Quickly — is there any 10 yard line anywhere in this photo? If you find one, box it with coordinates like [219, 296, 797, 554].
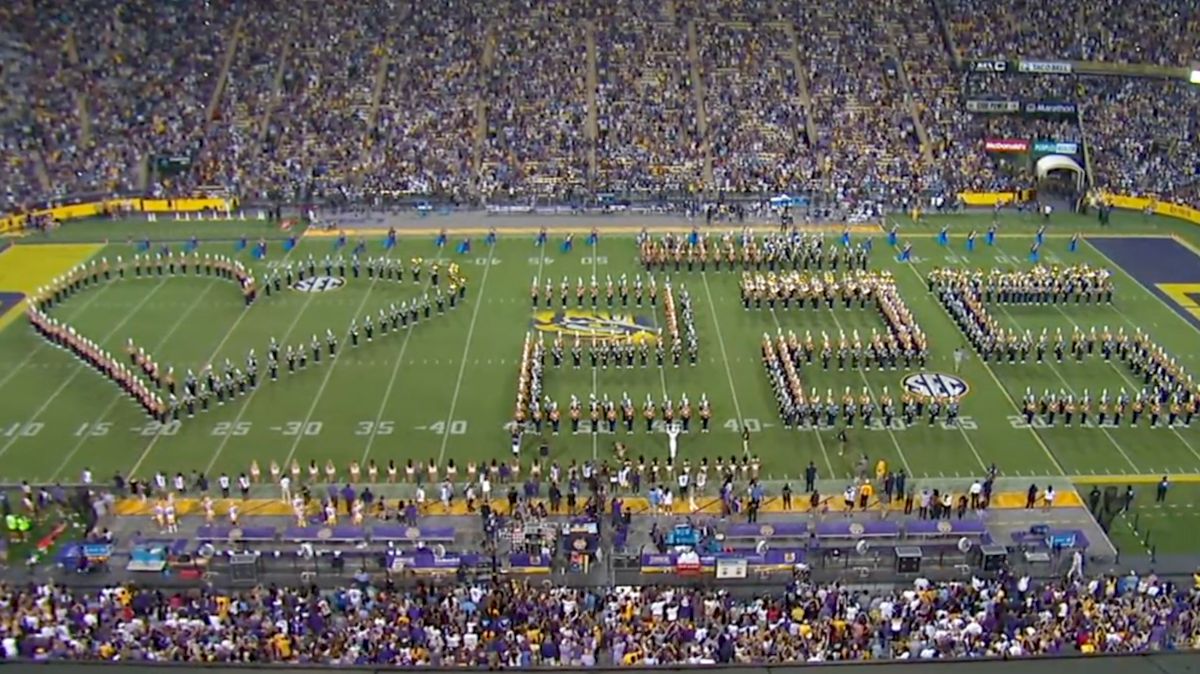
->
[435, 247, 495, 467]
[49, 279, 222, 481]
[0, 276, 173, 464]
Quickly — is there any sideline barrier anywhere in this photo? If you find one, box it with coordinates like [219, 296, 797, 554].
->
[1100, 193, 1200, 226]
[0, 197, 235, 234]
[959, 191, 1029, 207]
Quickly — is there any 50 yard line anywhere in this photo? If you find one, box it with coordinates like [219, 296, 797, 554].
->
[435, 246, 495, 467]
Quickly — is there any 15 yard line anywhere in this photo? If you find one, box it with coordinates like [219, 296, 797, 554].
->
[435, 247, 495, 467]
[0, 276, 172, 464]
[49, 279, 222, 481]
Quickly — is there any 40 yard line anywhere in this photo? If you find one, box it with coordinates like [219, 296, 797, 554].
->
[435, 246, 495, 467]
[0, 276, 173, 463]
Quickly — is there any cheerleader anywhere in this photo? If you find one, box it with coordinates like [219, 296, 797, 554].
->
[352, 499, 365, 526]
[367, 460, 379, 483]
[324, 460, 337, 483]
[202, 495, 215, 524]
[324, 500, 337, 527]
[348, 461, 361, 484]
[228, 503, 240, 527]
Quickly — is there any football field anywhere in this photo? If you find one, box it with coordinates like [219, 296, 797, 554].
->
[0, 210, 1199, 498]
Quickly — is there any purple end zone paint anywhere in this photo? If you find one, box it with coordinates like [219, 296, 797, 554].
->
[0, 241, 10, 255]
[1088, 236, 1200, 331]
[0, 291, 25, 320]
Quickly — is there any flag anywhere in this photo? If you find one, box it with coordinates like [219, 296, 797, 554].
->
[137, 238, 151, 252]
[1029, 241, 1040, 263]
[384, 233, 397, 250]
[986, 225, 996, 246]
[898, 242, 912, 262]
[561, 234, 574, 253]
[354, 239, 367, 256]
[485, 228, 497, 246]
[587, 228, 599, 246]
[335, 232, 347, 250]
[966, 231, 976, 253]
[184, 236, 199, 253]
[841, 228, 850, 247]
[535, 228, 547, 247]
[1068, 233, 1079, 253]
[435, 229, 448, 248]
[937, 226, 949, 247]
[887, 224, 898, 247]
[235, 236, 248, 252]
[283, 236, 297, 252]
[456, 238, 471, 255]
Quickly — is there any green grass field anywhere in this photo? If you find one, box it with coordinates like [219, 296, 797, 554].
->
[1, 209, 1199, 506]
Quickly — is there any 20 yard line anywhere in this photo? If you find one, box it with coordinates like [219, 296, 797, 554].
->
[131, 243, 311, 477]
[891, 223, 1067, 476]
[435, 246, 495, 467]
[49, 279, 222, 481]
[0, 276, 172, 463]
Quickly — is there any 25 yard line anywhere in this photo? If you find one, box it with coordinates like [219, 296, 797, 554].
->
[435, 247, 495, 467]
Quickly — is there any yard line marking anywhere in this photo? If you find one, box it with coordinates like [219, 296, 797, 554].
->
[699, 271, 744, 425]
[982, 262, 1141, 473]
[890, 228, 1067, 476]
[809, 306, 916, 476]
[591, 250, 606, 462]
[284, 272, 387, 470]
[0, 274, 116, 394]
[359, 314, 422, 466]
[0, 276, 173, 464]
[997, 240, 1200, 465]
[49, 279, 222, 481]
[766, 309, 835, 480]
[132, 243, 311, 478]
[436, 247, 495, 467]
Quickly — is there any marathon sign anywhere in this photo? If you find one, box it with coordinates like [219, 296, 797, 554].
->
[1022, 101, 1078, 115]
[966, 59, 1011, 73]
[1033, 140, 1080, 155]
[1018, 60, 1073, 74]
[966, 99, 1020, 114]
[984, 138, 1030, 153]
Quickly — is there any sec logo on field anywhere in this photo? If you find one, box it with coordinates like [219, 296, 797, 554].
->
[292, 276, 345, 293]
[902, 372, 969, 398]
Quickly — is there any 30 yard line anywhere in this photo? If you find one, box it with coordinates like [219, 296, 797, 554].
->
[699, 272, 745, 426]
[890, 223, 1067, 476]
[435, 246, 495, 467]
[130, 242, 310, 477]
[49, 279, 222, 481]
[282, 269, 387, 470]
[818, 306, 918, 476]
[766, 309, 836, 480]
[0, 276, 172, 464]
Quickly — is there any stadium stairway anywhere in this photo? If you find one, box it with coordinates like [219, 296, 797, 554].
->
[686, 20, 715, 190]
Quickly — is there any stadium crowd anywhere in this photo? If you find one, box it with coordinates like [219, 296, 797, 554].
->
[1, 572, 1197, 663]
[1, 0, 1198, 211]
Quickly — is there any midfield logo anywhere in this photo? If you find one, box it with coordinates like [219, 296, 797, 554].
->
[292, 276, 345, 293]
[531, 309, 657, 344]
[902, 372, 970, 398]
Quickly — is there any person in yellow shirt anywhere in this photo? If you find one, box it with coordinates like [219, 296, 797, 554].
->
[875, 459, 887, 482]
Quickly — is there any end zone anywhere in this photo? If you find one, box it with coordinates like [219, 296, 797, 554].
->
[0, 243, 103, 331]
[1087, 236, 1200, 331]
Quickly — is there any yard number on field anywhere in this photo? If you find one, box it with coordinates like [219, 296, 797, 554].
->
[354, 421, 395, 436]
[420, 420, 467, 435]
[3, 422, 43, 437]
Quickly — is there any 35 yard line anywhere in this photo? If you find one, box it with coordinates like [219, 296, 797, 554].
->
[49, 279, 222, 481]
[699, 271, 745, 425]
[435, 246, 495, 468]
[281, 268, 387, 471]
[0, 276, 172, 464]
[129, 242, 309, 478]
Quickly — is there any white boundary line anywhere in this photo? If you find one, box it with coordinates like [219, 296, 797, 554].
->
[435, 246, 495, 467]
[49, 278, 222, 481]
[0, 269, 115, 393]
[0, 276, 172, 463]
